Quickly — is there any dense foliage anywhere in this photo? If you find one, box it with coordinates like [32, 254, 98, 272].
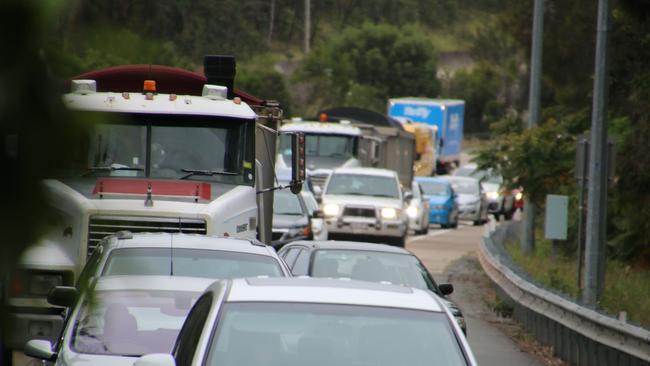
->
[472, 0, 650, 265]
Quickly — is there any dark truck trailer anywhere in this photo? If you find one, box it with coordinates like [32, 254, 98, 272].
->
[318, 107, 416, 188]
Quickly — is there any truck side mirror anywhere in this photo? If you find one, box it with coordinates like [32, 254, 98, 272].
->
[47, 286, 78, 308]
[438, 283, 454, 295]
[289, 132, 306, 194]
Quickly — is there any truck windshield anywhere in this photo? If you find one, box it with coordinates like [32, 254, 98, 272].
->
[58, 112, 255, 186]
[280, 134, 356, 159]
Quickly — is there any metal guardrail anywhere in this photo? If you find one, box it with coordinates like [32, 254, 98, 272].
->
[479, 220, 650, 366]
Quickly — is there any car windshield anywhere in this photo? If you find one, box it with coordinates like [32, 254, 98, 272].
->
[326, 173, 400, 198]
[273, 190, 306, 216]
[418, 181, 448, 196]
[280, 133, 356, 159]
[206, 302, 467, 366]
[71, 289, 200, 356]
[102, 248, 284, 278]
[55, 112, 254, 185]
[449, 180, 478, 194]
[311, 250, 436, 291]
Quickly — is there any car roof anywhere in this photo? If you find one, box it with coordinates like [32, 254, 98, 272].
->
[332, 167, 397, 177]
[415, 176, 451, 185]
[221, 277, 443, 312]
[94, 275, 215, 292]
[288, 240, 412, 255]
[104, 233, 273, 256]
[442, 175, 479, 184]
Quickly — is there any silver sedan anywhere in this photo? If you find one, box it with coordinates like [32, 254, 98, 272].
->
[133, 277, 478, 366]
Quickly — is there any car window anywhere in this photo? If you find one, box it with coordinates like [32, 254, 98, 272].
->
[102, 248, 284, 278]
[274, 190, 306, 215]
[449, 180, 478, 194]
[281, 247, 301, 269]
[326, 173, 400, 198]
[417, 181, 448, 196]
[207, 303, 468, 366]
[174, 293, 213, 366]
[310, 250, 437, 292]
[72, 289, 201, 356]
[292, 248, 312, 275]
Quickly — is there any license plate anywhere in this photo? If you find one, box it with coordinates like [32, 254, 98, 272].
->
[351, 222, 368, 230]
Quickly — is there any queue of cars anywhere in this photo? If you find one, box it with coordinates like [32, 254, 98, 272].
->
[24, 233, 477, 366]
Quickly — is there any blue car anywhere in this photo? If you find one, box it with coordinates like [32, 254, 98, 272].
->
[415, 177, 459, 229]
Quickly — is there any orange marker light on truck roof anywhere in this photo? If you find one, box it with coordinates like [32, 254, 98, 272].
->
[143, 80, 157, 93]
[319, 113, 328, 122]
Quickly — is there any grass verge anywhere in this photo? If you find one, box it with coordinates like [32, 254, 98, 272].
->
[504, 238, 650, 328]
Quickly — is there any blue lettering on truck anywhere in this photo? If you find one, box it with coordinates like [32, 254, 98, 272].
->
[388, 99, 464, 162]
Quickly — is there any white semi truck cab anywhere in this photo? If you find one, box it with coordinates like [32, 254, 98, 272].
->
[3, 56, 304, 358]
[276, 121, 362, 194]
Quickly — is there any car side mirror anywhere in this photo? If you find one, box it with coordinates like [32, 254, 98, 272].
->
[403, 192, 414, 202]
[24, 340, 56, 361]
[312, 210, 324, 219]
[438, 283, 454, 296]
[47, 286, 78, 308]
[134, 354, 176, 366]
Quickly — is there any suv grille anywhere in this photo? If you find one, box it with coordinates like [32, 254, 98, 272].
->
[87, 216, 207, 255]
[343, 207, 377, 218]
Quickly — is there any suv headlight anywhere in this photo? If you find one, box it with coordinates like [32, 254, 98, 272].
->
[323, 203, 340, 216]
[406, 206, 418, 218]
[380, 208, 398, 219]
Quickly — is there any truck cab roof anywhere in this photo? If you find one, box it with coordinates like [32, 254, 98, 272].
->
[280, 121, 361, 136]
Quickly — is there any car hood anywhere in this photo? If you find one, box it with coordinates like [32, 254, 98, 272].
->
[323, 195, 403, 209]
[425, 195, 451, 205]
[59, 350, 138, 366]
[273, 214, 309, 229]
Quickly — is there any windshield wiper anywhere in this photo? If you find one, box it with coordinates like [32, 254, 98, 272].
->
[370, 194, 398, 198]
[334, 192, 367, 196]
[275, 212, 304, 216]
[180, 169, 238, 180]
[83, 166, 143, 176]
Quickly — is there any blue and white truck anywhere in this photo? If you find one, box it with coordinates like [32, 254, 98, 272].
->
[388, 98, 464, 174]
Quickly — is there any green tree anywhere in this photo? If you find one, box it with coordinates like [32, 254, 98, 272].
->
[299, 22, 440, 113]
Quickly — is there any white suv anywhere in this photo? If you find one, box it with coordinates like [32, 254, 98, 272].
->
[320, 167, 408, 246]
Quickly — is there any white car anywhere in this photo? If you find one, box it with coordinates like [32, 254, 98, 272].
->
[406, 180, 430, 234]
[24, 276, 215, 366]
[134, 277, 478, 366]
[320, 167, 409, 246]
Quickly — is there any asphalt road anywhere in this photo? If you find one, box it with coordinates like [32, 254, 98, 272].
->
[407, 223, 545, 366]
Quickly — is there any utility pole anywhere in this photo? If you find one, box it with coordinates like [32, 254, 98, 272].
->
[267, 0, 275, 47]
[583, 0, 612, 307]
[522, 0, 544, 255]
[304, 0, 311, 53]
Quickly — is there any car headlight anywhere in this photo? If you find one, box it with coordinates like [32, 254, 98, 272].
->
[486, 191, 499, 200]
[323, 203, 340, 216]
[406, 206, 419, 218]
[380, 207, 398, 219]
[515, 192, 523, 201]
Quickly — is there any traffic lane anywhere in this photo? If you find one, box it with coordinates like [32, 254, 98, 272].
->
[407, 224, 545, 366]
[407, 223, 479, 273]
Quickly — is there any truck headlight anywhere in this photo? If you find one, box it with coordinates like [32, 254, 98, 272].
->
[380, 208, 398, 220]
[323, 203, 340, 216]
[406, 206, 419, 218]
[486, 191, 499, 200]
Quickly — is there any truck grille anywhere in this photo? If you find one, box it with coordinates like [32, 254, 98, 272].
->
[87, 216, 207, 255]
[309, 173, 329, 191]
[342, 206, 377, 218]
